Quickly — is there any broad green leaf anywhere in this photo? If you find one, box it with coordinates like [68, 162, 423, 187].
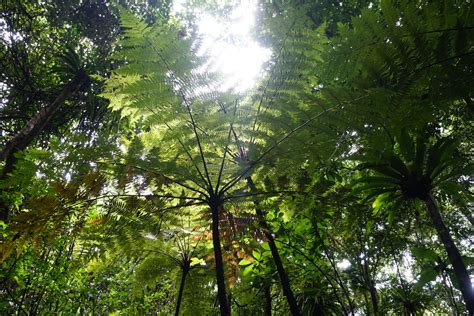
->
[372, 192, 392, 215]
[412, 246, 439, 263]
[261, 243, 270, 251]
[389, 154, 409, 176]
[372, 165, 402, 178]
[417, 267, 438, 286]
[462, 256, 474, 266]
[397, 129, 415, 161]
[243, 265, 254, 276]
[252, 250, 261, 261]
[239, 259, 253, 266]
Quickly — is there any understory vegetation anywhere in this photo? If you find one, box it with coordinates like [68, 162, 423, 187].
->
[0, 0, 473, 315]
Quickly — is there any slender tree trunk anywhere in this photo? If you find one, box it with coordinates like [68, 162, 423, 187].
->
[210, 197, 230, 315]
[0, 68, 89, 221]
[325, 249, 355, 315]
[316, 229, 355, 315]
[362, 258, 378, 316]
[0, 68, 88, 169]
[264, 281, 272, 316]
[175, 265, 189, 316]
[368, 281, 378, 316]
[246, 177, 301, 316]
[362, 291, 371, 316]
[424, 194, 474, 314]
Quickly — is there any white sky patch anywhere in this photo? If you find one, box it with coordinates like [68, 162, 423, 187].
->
[337, 259, 351, 270]
[174, 1, 271, 92]
[0, 18, 24, 45]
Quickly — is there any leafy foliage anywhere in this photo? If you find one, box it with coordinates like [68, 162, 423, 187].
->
[0, 0, 473, 315]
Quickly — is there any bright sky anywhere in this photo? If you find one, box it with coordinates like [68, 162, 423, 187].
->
[173, 1, 271, 92]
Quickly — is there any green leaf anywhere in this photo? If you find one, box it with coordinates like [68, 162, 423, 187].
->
[356, 176, 400, 186]
[372, 165, 402, 178]
[389, 154, 409, 176]
[243, 265, 254, 276]
[372, 192, 392, 215]
[414, 137, 427, 172]
[417, 267, 438, 286]
[387, 209, 396, 225]
[462, 256, 474, 266]
[239, 259, 253, 266]
[252, 251, 261, 261]
[438, 182, 464, 198]
[190, 257, 204, 267]
[397, 129, 415, 161]
[412, 246, 439, 263]
[362, 187, 398, 203]
[425, 138, 447, 175]
[261, 243, 270, 251]
[365, 220, 374, 235]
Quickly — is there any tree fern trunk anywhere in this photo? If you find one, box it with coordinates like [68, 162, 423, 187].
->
[264, 281, 272, 316]
[424, 193, 474, 314]
[246, 177, 301, 316]
[368, 281, 378, 316]
[210, 199, 230, 315]
[175, 265, 189, 316]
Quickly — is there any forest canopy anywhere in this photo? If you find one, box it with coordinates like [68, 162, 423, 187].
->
[0, 0, 473, 315]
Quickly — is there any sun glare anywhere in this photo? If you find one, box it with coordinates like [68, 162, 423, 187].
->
[174, 1, 271, 92]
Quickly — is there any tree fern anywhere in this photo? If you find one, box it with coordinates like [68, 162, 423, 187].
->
[322, 0, 473, 130]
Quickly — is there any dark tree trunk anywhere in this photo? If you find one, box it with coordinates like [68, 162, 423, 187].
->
[175, 265, 189, 316]
[362, 258, 378, 316]
[0, 68, 89, 221]
[246, 177, 301, 316]
[424, 194, 474, 314]
[264, 281, 272, 316]
[362, 292, 371, 316]
[368, 282, 378, 316]
[0, 68, 89, 168]
[210, 197, 230, 315]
